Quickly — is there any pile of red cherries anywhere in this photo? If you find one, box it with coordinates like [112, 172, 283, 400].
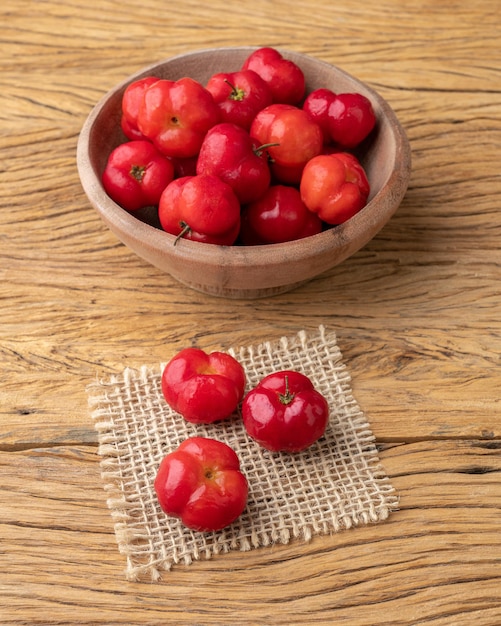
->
[102, 47, 376, 246]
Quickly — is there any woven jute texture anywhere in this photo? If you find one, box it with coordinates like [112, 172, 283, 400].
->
[87, 326, 398, 581]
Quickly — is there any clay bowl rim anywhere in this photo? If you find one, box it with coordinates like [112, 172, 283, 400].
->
[77, 47, 411, 276]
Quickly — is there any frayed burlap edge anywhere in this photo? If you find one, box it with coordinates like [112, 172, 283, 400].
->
[87, 325, 398, 581]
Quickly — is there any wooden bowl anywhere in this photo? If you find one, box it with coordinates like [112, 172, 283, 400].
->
[77, 48, 411, 299]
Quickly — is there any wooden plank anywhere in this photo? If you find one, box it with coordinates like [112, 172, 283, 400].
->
[1, 90, 499, 445]
[1, 441, 499, 624]
[1, 0, 500, 623]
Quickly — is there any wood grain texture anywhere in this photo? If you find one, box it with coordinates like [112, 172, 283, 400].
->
[1, 0, 500, 623]
[1, 441, 500, 624]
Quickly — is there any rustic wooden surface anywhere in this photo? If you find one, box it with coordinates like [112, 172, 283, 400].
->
[1, 0, 500, 624]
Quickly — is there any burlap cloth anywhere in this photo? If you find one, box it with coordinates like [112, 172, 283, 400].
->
[87, 325, 398, 581]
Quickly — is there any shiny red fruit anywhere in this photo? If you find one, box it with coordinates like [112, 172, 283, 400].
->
[196, 123, 272, 204]
[300, 152, 370, 225]
[327, 92, 376, 148]
[240, 185, 323, 245]
[137, 77, 220, 158]
[302, 87, 337, 144]
[161, 347, 246, 423]
[242, 47, 305, 105]
[102, 140, 174, 212]
[250, 104, 323, 185]
[120, 76, 159, 140]
[154, 437, 248, 532]
[242, 370, 329, 452]
[206, 69, 273, 130]
[158, 174, 241, 246]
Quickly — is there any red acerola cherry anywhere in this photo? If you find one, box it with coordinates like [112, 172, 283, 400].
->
[242, 47, 305, 105]
[240, 185, 323, 245]
[250, 104, 323, 185]
[206, 69, 273, 130]
[327, 92, 377, 149]
[196, 123, 272, 205]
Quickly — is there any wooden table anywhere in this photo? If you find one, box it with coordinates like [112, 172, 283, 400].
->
[2, 0, 500, 623]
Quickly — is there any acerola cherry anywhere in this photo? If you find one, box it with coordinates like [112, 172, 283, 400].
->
[250, 104, 323, 185]
[302, 88, 337, 144]
[242, 370, 329, 453]
[300, 152, 370, 225]
[102, 140, 174, 212]
[327, 92, 376, 148]
[158, 174, 241, 245]
[161, 347, 246, 424]
[196, 123, 272, 205]
[137, 77, 221, 158]
[154, 437, 248, 532]
[240, 185, 323, 245]
[242, 47, 305, 105]
[120, 76, 159, 141]
[206, 69, 273, 131]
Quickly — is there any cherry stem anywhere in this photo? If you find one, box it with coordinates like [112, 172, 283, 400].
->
[223, 78, 245, 101]
[130, 164, 146, 182]
[174, 221, 191, 246]
[278, 375, 295, 405]
[254, 142, 280, 160]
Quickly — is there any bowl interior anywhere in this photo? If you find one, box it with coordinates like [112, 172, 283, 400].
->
[78, 48, 411, 298]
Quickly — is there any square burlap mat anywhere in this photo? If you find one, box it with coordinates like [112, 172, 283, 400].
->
[87, 325, 398, 581]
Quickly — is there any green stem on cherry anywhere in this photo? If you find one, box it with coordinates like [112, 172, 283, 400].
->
[224, 78, 246, 101]
[278, 375, 295, 405]
[254, 142, 280, 163]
